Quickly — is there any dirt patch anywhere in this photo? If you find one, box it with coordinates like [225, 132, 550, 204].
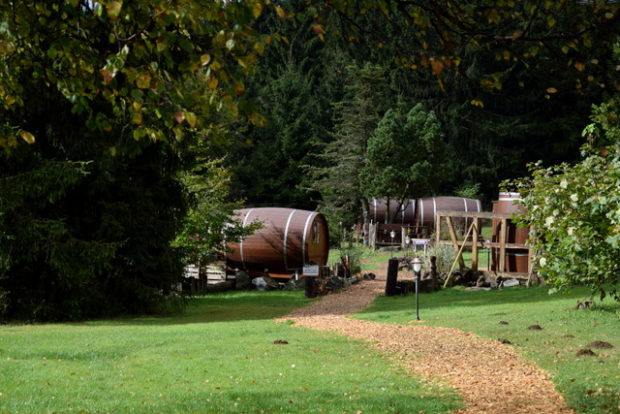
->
[528, 324, 543, 330]
[587, 341, 613, 349]
[576, 348, 597, 356]
[278, 280, 573, 414]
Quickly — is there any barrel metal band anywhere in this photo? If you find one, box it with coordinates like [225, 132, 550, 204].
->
[240, 209, 254, 270]
[463, 198, 469, 229]
[302, 212, 318, 268]
[373, 199, 377, 223]
[420, 199, 425, 226]
[283, 209, 297, 271]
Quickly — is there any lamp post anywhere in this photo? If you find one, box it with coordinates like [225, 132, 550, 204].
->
[412, 257, 423, 321]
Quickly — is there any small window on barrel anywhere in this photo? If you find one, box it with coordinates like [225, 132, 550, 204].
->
[312, 221, 320, 244]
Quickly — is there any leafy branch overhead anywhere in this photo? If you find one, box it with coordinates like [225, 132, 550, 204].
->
[306, 0, 619, 96]
[0, 0, 277, 150]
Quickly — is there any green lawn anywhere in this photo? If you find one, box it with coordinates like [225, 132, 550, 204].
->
[0, 291, 460, 413]
[354, 286, 620, 414]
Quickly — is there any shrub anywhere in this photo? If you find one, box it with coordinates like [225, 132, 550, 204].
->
[511, 99, 620, 301]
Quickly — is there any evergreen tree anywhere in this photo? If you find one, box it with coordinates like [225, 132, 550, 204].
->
[309, 62, 391, 238]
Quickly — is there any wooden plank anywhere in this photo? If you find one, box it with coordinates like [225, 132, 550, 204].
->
[496, 272, 529, 279]
[446, 217, 466, 268]
[435, 210, 517, 219]
[471, 217, 479, 271]
[436, 240, 527, 249]
[499, 218, 507, 273]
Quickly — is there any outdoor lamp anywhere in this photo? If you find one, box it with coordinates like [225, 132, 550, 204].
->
[412, 257, 423, 320]
[412, 257, 423, 273]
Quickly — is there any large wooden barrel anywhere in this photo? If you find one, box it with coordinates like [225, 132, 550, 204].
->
[415, 196, 482, 233]
[370, 198, 416, 224]
[491, 192, 529, 273]
[227, 208, 329, 277]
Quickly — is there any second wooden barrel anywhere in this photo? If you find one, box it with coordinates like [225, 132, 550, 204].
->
[227, 208, 329, 277]
[370, 198, 416, 224]
[491, 192, 529, 272]
[415, 196, 482, 233]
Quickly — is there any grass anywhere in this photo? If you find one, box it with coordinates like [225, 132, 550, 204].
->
[0, 291, 461, 413]
[354, 286, 620, 414]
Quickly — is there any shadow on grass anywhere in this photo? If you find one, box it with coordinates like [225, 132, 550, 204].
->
[83, 290, 313, 327]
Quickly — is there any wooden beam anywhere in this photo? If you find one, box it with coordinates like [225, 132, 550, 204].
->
[443, 221, 475, 288]
[446, 217, 466, 269]
[435, 210, 516, 219]
[499, 218, 507, 273]
[471, 218, 479, 271]
[436, 240, 527, 249]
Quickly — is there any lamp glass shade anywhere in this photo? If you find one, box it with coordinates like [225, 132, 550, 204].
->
[412, 258, 423, 273]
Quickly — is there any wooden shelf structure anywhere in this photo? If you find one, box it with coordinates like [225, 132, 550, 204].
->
[435, 210, 535, 282]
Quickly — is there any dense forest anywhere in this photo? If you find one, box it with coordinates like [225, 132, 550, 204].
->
[1, 0, 618, 319]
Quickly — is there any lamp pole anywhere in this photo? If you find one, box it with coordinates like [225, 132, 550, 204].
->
[412, 257, 423, 321]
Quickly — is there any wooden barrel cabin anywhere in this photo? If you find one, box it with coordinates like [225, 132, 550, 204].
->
[370, 198, 416, 225]
[226, 208, 329, 278]
[416, 196, 482, 234]
[491, 192, 529, 273]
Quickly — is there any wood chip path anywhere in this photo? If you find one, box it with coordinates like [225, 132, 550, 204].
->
[277, 280, 573, 414]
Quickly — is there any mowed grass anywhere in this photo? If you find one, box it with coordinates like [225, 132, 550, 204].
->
[354, 286, 620, 414]
[0, 291, 461, 413]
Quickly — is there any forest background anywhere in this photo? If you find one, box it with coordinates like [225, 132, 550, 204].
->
[0, 0, 618, 320]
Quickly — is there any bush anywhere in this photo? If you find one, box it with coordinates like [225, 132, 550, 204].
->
[511, 99, 620, 301]
[423, 243, 457, 274]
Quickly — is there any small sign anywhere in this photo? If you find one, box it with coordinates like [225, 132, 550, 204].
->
[303, 264, 319, 276]
[184, 264, 200, 279]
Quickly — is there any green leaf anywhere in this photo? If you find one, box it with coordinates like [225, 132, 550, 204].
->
[106, 1, 123, 19]
[19, 130, 36, 144]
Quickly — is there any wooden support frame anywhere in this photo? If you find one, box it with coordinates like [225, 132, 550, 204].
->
[435, 210, 533, 280]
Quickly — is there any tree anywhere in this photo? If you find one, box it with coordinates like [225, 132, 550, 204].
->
[360, 103, 448, 222]
[231, 1, 345, 209]
[513, 97, 620, 301]
[304, 0, 618, 201]
[308, 62, 391, 239]
[0, 0, 272, 320]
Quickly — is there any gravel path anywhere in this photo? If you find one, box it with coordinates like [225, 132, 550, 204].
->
[277, 280, 573, 414]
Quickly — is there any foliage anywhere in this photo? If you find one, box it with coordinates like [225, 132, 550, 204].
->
[232, 1, 344, 208]
[360, 103, 448, 219]
[423, 243, 457, 275]
[512, 97, 620, 301]
[301, 0, 617, 203]
[308, 62, 390, 239]
[0, 1, 272, 319]
[173, 159, 261, 267]
[454, 182, 482, 200]
[309, 0, 619, 96]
